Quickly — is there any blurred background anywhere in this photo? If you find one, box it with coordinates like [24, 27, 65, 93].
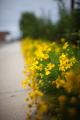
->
[0, 0, 80, 43]
[0, 0, 70, 42]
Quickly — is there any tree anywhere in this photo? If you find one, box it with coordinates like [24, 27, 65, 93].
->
[71, 0, 74, 12]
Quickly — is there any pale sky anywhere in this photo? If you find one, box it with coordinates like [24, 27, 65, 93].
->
[0, 0, 70, 38]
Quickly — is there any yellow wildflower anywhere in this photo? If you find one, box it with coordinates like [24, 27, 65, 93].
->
[29, 89, 43, 100]
[59, 53, 75, 71]
[29, 93, 35, 99]
[22, 79, 29, 89]
[37, 64, 43, 71]
[47, 47, 51, 52]
[63, 42, 69, 49]
[55, 76, 65, 88]
[40, 73, 43, 78]
[65, 70, 76, 81]
[47, 63, 55, 70]
[43, 54, 49, 60]
[35, 90, 43, 97]
[45, 69, 50, 75]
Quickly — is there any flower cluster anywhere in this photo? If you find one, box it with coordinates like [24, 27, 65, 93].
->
[59, 53, 76, 72]
[21, 37, 79, 119]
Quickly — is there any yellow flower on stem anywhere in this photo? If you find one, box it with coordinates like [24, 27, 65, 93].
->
[22, 79, 29, 89]
[59, 53, 75, 72]
[47, 63, 55, 70]
[35, 90, 43, 97]
[45, 68, 50, 75]
[40, 73, 44, 78]
[37, 64, 43, 71]
[63, 42, 69, 49]
[55, 76, 65, 88]
[43, 54, 49, 60]
[29, 90, 43, 99]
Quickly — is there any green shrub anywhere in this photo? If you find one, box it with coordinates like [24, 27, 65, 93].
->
[20, 12, 56, 40]
[19, 1, 80, 43]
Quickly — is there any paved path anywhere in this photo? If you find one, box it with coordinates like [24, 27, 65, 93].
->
[0, 42, 27, 120]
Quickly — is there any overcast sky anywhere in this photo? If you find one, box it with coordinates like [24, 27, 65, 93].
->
[0, 0, 70, 38]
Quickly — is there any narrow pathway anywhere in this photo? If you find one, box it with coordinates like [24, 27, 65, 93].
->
[0, 41, 27, 120]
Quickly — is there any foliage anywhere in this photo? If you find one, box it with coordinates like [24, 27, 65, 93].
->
[19, 1, 80, 43]
[57, 9, 80, 43]
[54, 0, 80, 43]
[20, 12, 56, 40]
